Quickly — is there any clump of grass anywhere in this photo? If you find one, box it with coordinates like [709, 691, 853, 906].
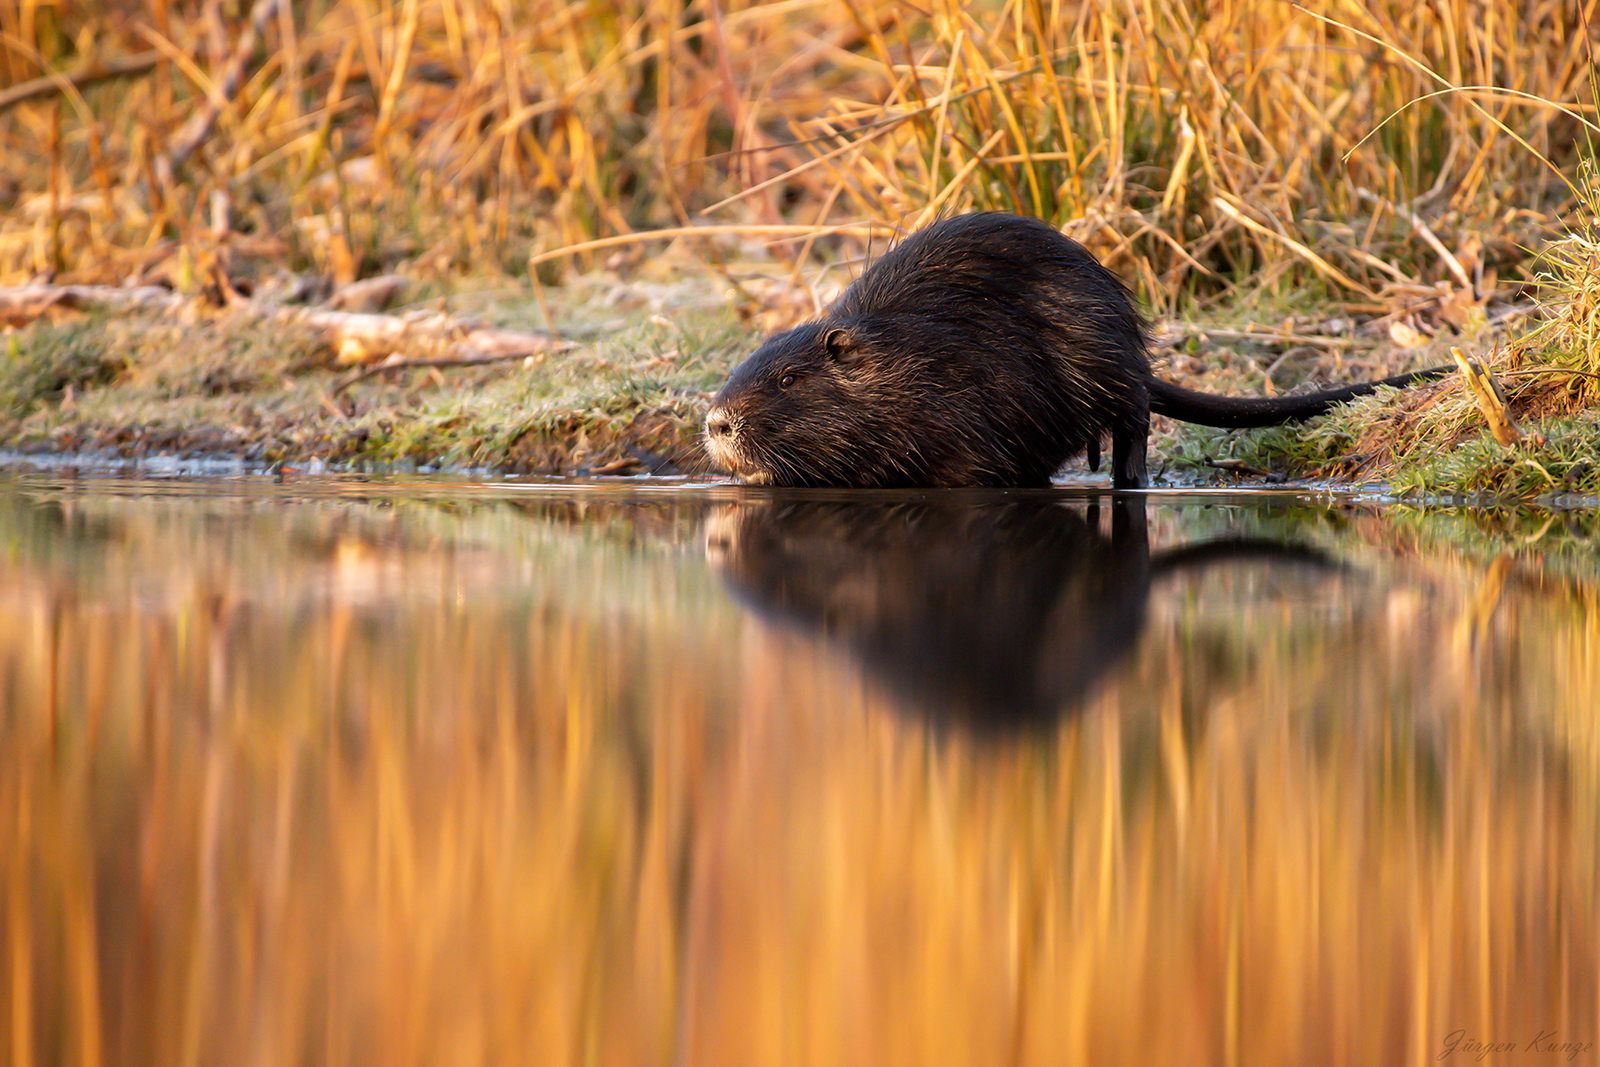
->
[1525, 159, 1600, 406]
[1390, 411, 1600, 501]
[0, 317, 125, 418]
[1373, 151, 1600, 498]
[129, 313, 328, 399]
[1159, 405, 1365, 485]
[1165, 363, 1600, 500]
[1152, 38, 1600, 495]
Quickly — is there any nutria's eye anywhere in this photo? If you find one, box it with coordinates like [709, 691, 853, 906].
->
[778, 373, 796, 389]
[824, 329, 851, 357]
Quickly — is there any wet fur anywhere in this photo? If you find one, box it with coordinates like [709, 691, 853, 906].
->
[704, 212, 1442, 489]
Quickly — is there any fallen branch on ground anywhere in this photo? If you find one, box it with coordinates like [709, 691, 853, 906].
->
[1204, 456, 1286, 481]
[0, 52, 165, 115]
[0, 283, 574, 387]
[0, 284, 185, 323]
[330, 344, 576, 396]
[1164, 324, 1358, 350]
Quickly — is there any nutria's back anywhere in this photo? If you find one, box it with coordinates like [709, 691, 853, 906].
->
[702, 212, 1152, 488]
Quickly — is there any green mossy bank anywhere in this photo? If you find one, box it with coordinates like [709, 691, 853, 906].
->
[0, 302, 744, 477]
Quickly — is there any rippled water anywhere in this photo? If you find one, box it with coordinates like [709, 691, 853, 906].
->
[2, 472, 1597, 1066]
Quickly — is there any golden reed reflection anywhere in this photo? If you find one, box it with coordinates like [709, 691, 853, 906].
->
[1, 480, 1596, 1066]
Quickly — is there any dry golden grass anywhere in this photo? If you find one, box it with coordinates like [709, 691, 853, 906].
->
[1527, 159, 1600, 401]
[0, 0, 1594, 311]
[789, 0, 1598, 313]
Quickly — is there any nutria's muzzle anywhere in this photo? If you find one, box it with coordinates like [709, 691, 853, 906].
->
[702, 405, 750, 480]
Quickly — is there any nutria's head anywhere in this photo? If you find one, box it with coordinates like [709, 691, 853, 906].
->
[702, 319, 897, 487]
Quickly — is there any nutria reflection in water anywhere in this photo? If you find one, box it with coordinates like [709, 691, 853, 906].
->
[705, 497, 1340, 731]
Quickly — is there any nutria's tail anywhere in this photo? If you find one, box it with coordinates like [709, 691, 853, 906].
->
[1147, 367, 1452, 429]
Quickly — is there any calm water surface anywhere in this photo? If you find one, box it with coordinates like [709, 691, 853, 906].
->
[2, 472, 1597, 1066]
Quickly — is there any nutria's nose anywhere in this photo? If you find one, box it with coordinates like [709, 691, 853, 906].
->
[706, 411, 733, 438]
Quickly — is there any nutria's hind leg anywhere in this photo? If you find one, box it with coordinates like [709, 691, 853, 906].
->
[1111, 427, 1148, 489]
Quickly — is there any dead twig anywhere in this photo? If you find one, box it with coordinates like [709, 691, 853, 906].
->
[157, 0, 282, 182]
[293, 305, 575, 377]
[0, 283, 575, 396]
[316, 387, 353, 421]
[1164, 324, 1359, 350]
[330, 346, 575, 396]
[1356, 188, 1474, 293]
[1498, 366, 1600, 384]
[527, 222, 882, 270]
[1204, 457, 1286, 481]
[0, 284, 184, 323]
[1212, 196, 1375, 299]
[588, 455, 643, 474]
[1307, 453, 1372, 478]
[0, 52, 165, 115]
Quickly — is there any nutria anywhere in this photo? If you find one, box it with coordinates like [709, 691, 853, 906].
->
[703, 211, 1446, 489]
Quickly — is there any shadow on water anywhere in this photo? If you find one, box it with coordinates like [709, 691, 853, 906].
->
[706, 496, 1342, 732]
[1, 473, 1598, 1067]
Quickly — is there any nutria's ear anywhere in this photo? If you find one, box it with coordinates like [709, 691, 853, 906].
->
[823, 328, 854, 359]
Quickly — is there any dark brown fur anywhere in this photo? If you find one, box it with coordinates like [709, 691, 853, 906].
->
[703, 212, 1443, 489]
